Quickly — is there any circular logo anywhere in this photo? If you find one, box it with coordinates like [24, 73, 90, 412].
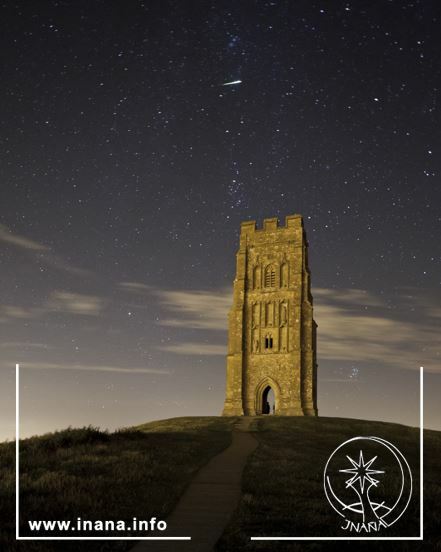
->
[323, 436, 412, 533]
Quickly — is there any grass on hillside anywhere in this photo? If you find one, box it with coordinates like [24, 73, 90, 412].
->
[216, 416, 441, 552]
[2, 415, 439, 552]
[0, 416, 236, 552]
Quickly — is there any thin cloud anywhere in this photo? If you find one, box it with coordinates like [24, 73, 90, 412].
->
[40, 253, 93, 277]
[419, 306, 441, 320]
[48, 291, 104, 316]
[153, 285, 440, 371]
[0, 342, 53, 350]
[314, 287, 383, 308]
[0, 291, 105, 323]
[119, 281, 153, 293]
[0, 223, 93, 277]
[159, 342, 226, 356]
[14, 362, 169, 375]
[314, 292, 440, 371]
[0, 305, 42, 323]
[0, 224, 49, 251]
[155, 288, 231, 330]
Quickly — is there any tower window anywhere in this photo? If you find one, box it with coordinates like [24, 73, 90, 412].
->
[265, 336, 273, 349]
[264, 265, 276, 287]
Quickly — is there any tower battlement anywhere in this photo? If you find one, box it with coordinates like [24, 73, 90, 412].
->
[240, 214, 303, 234]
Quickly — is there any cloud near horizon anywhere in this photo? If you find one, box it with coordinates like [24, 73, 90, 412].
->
[119, 281, 153, 294]
[155, 288, 232, 330]
[0, 224, 49, 251]
[151, 285, 440, 371]
[47, 291, 104, 316]
[7, 361, 169, 375]
[0, 224, 93, 277]
[0, 291, 105, 323]
[158, 342, 226, 356]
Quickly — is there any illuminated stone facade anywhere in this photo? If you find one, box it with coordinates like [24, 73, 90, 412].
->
[222, 214, 318, 416]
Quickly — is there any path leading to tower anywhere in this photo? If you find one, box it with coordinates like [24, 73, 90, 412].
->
[131, 417, 258, 552]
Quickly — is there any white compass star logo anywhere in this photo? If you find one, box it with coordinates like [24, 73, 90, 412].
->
[339, 450, 385, 493]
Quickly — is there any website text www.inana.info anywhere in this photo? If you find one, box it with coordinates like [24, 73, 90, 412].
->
[27, 517, 167, 533]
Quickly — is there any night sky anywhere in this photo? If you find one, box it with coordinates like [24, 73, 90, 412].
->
[1, 1, 440, 441]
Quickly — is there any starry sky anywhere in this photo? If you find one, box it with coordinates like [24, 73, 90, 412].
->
[1, 0, 440, 441]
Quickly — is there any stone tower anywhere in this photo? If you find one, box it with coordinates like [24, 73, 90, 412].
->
[222, 214, 318, 416]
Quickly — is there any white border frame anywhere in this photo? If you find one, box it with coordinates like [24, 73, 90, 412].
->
[15, 363, 191, 541]
[250, 366, 424, 542]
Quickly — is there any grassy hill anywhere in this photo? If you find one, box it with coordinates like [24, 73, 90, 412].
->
[1, 416, 439, 551]
[218, 416, 440, 551]
[1, 417, 236, 551]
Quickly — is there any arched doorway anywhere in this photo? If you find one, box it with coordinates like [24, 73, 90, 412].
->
[262, 386, 275, 415]
[255, 377, 281, 415]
